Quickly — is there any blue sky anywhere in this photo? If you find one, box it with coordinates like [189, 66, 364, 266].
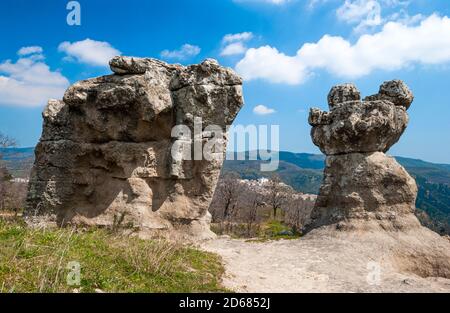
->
[1, 0, 450, 163]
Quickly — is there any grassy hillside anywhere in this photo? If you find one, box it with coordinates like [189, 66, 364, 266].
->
[0, 219, 226, 293]
[223, 151, 450, 235]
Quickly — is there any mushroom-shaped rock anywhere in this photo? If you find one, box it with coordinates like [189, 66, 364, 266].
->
[306, 80, 450, 281]
[307, 80, 418, 231]
[310, 81, 411, 155]
[311, 101, 409, 155]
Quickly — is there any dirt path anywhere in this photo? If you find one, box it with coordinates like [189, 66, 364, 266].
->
[201, 235, 450, 293]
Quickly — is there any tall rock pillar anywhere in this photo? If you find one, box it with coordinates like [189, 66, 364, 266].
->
[307, 81, 420, 231]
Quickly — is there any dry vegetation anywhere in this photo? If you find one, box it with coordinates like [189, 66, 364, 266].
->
[0, 133, 27, 216]
[0, 219, 227, 293]
[209, 173, 315, 239]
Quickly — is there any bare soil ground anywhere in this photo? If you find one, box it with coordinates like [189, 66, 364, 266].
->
[202, 227, 450, 293]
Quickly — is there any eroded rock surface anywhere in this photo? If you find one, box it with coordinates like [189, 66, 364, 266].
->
[306, 80, 450, 280]
[308, 81, 416, 230]
[26, 57, 244, 240]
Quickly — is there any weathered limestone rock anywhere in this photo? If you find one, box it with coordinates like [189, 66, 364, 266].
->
[26, 56, 244, 240]
[306, 81, 450, 280]
[310, 83, 410, 155]
[327, 83, 361, 109]
[307, 81, 418, 231]
[365, 80, 414, 109]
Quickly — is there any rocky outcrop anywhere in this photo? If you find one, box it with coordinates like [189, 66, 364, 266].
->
[306, 80, 450, 279]
[307, 80, 418, 231]
[26, 57, 244, 240]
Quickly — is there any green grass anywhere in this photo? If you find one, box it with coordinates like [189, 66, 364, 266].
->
[257, 220, 300, 241]
[0, 219, 227, 293]
[212, 220, 300, 242]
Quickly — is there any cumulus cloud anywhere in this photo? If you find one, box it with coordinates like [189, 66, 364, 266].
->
[336, 0, 412, 33]
[337, 0, 382, 33]
[236, 46, 307, 84]
[17, 46, 43, 56]
[221, 42, 248, 56]
[160, 44, 201, 60]
[221, 32, 254, 56]
[0, 48, 69, 107]
[223, 32, 254, 43]
[253, 104, 276, 115]
[58, 38, 121, 67]
[236, 14, 450, 84]
[337, 0, 380, 23]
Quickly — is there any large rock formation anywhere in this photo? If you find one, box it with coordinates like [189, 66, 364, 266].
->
[306, 81, 450, 280]
[26, 56, 244, 240]
[308, 80, 418, 231]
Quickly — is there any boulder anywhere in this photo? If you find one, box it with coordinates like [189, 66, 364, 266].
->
[307, 80, 421, 231]
[310, 100, 409, 155]
[26, 57, 244, 240]
[306, 80, 450, 280]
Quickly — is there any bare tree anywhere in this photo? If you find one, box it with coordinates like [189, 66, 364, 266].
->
[0, 132, 15, 182]
[0, 167, 10, 210]
[0, 132, 17, 151]
[266, 174, 288, 220]
[243, 193, 264, 237]
[285, 195, 315, 234]
[210, 172, 242, 232]
[0, 133, 25, 214]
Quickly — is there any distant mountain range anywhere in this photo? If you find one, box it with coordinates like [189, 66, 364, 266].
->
[1, 147, 449, 235]
[223, 151, 450, 235]
[0, 147, 35, 178]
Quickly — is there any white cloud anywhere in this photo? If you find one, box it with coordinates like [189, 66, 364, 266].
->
[336, 0, 413, 33]
[337, 0, 379, 23]
[221, 42, 248, 56]
[17, 46, 43, 56]
[236, 14, 450, 84]
[236, 46, 307, 84]
[58, 39, 121, 66]
[160, 44, 201, 60]
[223, 32, 254, 44]
[253, 104, 276, 115]
[387, 11, 423, 26]
[221, 32, 254, 56]
[0, 48, 69, 107]
[337, 0, 382, 33]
